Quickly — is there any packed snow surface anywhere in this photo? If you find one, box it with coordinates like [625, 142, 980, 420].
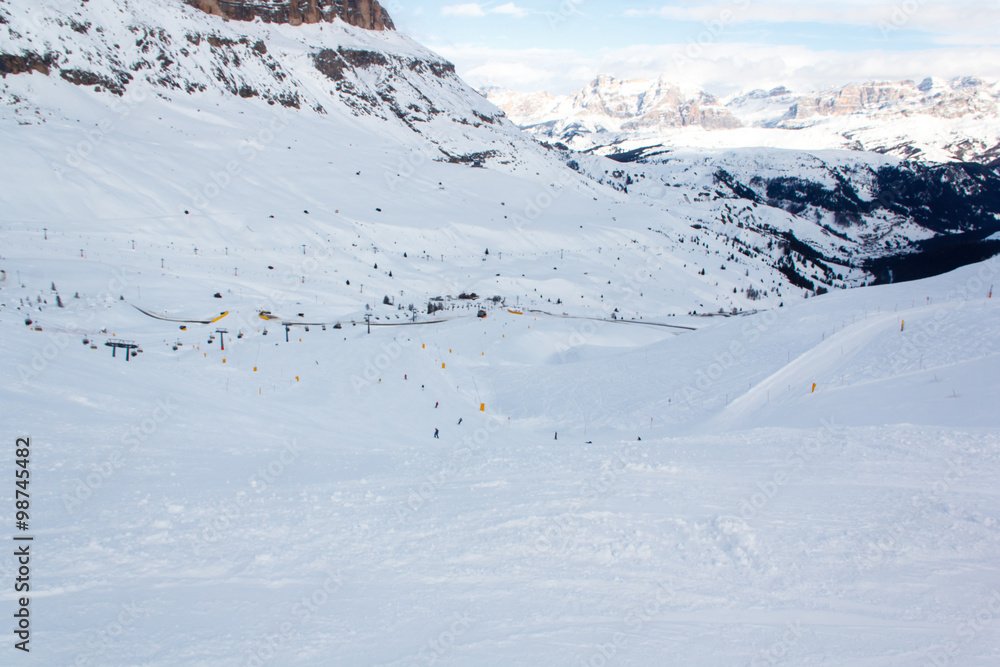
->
[3, 207, 1000, 666]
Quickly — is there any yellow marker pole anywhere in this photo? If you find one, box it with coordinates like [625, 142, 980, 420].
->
[480, 403, 485, 412]
[811, 383, 817, 393]
[442, 363, 446, 369]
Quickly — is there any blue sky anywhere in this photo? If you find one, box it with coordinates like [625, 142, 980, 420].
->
[382, 1, 1000, 94]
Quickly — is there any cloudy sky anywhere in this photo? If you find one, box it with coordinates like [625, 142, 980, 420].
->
[384, 0, 1000, 95]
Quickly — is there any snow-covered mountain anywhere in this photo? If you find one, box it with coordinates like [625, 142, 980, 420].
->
[486, 75, 1000, 164]
[0, 0, 527, 168]
[485, 75, 740, 134]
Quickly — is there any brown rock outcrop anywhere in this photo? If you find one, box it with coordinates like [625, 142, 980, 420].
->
[183, 0, 394, 30]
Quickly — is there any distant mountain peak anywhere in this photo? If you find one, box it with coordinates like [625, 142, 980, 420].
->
[486, 75, 1000, 164]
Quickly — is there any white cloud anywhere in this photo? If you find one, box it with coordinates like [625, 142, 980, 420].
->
[624, 1, 1000, 44]
[430, 45, 586, 92]
[441, 3, 486, 18]
[440, 2, 530, 19]
[492, 2, 529, 18]
[432, 41, 1000, 97]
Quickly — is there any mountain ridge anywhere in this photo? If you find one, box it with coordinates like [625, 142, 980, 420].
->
[486, 75, 1000, 164]
[182, 0, 394, 30]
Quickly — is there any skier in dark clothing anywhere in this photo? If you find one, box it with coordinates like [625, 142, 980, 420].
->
[434, 428, 439, 439]
[457, 418, 462, 425]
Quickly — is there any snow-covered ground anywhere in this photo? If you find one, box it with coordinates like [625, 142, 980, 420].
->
[3, 198, 1000, 665]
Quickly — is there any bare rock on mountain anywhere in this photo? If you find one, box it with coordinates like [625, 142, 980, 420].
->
[183, 0, 394, 30]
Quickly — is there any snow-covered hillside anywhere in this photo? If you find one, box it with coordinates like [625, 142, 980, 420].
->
[0, 0, 524, 168]
[4, 199, 1000, 665]
[2, 1, 1000, 665]
[486, 75, 1000, 164]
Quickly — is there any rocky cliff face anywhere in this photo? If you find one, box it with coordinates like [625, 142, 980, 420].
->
[772, 78, 1000, 121]
[485, 75, 741, 137]
[0, 0, 519, 168]
[183, 0, 394, 30]
[488, 75, 1000, 164]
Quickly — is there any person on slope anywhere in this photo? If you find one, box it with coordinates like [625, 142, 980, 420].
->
[434, 428, 440, 439]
